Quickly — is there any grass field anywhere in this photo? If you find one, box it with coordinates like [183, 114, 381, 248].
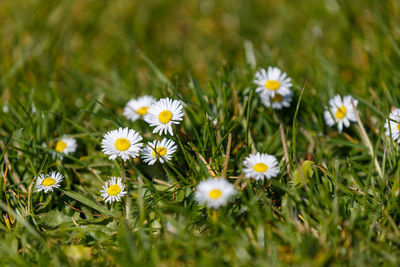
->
[1, 0, 400, 266]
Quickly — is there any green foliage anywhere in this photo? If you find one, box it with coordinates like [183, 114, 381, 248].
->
[1, 0, 400, 265]
[292, 160, 314, 187]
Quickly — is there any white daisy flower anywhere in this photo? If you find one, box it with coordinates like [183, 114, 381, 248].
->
[144, 98, 184, 135]
[254, 66, 292, 97]
[53, 136, 77, 159]
[195, 178, 235, 209]
[323, 95, 358, 133]
[243, 152, 280, 180]
[141, 138, 177, 165]
[101, 127, 143, 161]
[100, 177, 128, 203]
[35, 171, 64, 193]
[259, 90, 293, 109]
[384, 108, 400, 142]
[123, 95, 156, 122]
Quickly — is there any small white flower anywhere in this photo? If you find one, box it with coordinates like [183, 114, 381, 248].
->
[2, 104, 9, 113]
[35, 171, 64, 193]
[324, 95, 358, 133]
[206, 114, 218, 127]
[165, 221, 177, 234]
[254, 67, 292, 97]
[31, 103, 37, 114]
[195, 178, 235, 209]
[385, 108, 400, 142]
[144, 98, 184, 135]
[243, 152, 279, 180]
[259, 90, 293, 109]
[101, 127, 143, 161]
[100, 177, 128, 203]
[141, 138, 177, 165]
[207, 105, 218, 127]
[53, 136, 77, 159]
[123, 95, 156, 122]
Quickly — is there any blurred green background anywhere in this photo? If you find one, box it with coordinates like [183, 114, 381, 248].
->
[1, 0, 399, 107]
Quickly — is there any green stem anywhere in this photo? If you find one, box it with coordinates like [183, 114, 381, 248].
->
[121, 161, 131, 222]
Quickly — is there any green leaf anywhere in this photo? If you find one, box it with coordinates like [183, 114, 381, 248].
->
[292, 160, 314, 187]
[41, 210, 71, 228]
[328, 138, 366, 149]
[62, 190, 120, 218]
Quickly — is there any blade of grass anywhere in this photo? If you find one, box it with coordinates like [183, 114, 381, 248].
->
[61, 189, 120, 218]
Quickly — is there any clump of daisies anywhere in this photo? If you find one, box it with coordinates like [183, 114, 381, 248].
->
[101, 127, 143, 161]
[123, 95, 156, 122]
[141, 138, 177, 165]
[324, 95, 358, 133]
[101, 177, 128, 203]
[254, 66, 293, 109]
[195, 178, 236, 209]
[243, 152, 280, 180]
[384, 108, 400, 142]
[35, 171, 64, 193]
[144, 98, 184, 135]
[52, 136, 77, 159]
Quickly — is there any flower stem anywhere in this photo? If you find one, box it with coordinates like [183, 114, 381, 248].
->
[121, 161, 131, 222]
[212, 209, 218, 223]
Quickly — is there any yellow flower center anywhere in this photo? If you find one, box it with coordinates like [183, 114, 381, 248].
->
[397, 124, 400, 131]
[136, 107, 149, 116]
[55, 140, 67, 152]
[335, 106, 347, 119]
[42, 177, 56, 186]
[107, 184, 121, 196]
[115, 138, 130, 151]
[158, 110, 173, 124]
[271, 94, 283, 103]
[265, 80, 281, 91]
[152, 146, 167, 157]
[253, 163, 268, 173]
[209, 189, 222, 200]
